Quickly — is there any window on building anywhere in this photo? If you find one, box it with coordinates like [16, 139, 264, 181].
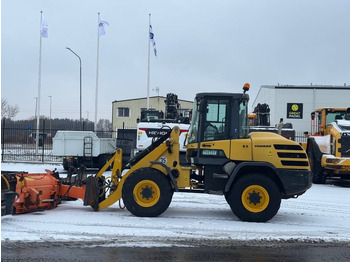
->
[118, 107, 130, 117]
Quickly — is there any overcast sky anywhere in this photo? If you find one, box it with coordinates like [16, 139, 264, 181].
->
[2, 0, 349, 121]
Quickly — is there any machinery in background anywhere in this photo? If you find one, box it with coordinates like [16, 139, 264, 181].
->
[136, 93, 190, 154]
[248, 103, 295, 140]
[305, 107, 350, 183]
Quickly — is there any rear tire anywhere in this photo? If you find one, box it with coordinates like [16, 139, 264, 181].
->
[226, 173, 281, 222]
[122, 168, 173, 217]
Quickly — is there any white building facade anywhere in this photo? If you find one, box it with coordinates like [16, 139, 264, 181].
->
[251, 85, 350, 133]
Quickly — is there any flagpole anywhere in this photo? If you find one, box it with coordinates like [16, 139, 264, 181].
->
[147, 14, 151, 109]
[95, 12, 100, 131]
[36, 11, 43, 156]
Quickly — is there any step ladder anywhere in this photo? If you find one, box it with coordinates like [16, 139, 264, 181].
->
[83, 137, 93, 165]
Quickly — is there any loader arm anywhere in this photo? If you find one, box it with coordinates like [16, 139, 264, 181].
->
[96, 127, 182, 211]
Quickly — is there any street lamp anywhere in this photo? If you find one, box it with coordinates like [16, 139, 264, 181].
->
[66, 47, 82, 123]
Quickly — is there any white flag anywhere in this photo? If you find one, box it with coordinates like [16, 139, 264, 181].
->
[98, 17, 109, 37]
[40, 15, 48, 38]
[149, 25, 157, 57]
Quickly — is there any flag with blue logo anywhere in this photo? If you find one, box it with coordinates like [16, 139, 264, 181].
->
[149, 25, 157, 57]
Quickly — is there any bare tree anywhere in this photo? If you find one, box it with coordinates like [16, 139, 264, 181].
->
[96, 119, 112, 131]
[1, 99, 19, 119]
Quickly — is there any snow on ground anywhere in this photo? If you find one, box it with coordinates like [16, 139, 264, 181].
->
[1, 162, 350, 247]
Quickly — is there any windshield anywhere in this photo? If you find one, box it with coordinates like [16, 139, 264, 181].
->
[239, 99, 249, 138]
[324, 111, 347, 124]
[188, 101, 199, 144]
[188, 96, 249, 143]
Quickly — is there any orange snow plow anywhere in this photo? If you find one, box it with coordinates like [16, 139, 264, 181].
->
[1, 149, 123, 216]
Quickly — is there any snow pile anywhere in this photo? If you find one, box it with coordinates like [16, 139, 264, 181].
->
[1, 162, 350, 247]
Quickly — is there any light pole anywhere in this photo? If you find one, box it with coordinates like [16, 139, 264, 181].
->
[66, 47, 82, 122]
[34, 97, 38, 118]
[48, 95, 52, 132]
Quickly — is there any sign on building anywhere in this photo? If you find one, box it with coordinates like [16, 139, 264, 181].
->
[287, 103, 303, 119]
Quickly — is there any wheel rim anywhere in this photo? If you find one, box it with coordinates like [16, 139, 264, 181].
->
[133, 180, 160, 207]
[241, 185, 269, 213]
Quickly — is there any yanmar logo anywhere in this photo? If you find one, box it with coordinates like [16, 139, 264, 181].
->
[255, 145, 271, 148]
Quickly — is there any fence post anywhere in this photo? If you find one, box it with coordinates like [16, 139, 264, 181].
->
[1, 118, 5, 161]
[41, 119, 45, 162]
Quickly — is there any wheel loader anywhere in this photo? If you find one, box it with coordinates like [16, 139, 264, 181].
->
[1, 84, 312, 222]
[305, 107, 350, 183]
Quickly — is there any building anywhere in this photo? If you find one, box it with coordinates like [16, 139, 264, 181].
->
[251, 85, 350, 133]
[112, 95, 193, 131]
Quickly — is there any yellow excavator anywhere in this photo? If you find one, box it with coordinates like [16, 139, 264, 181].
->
[2, 84, 312, 222]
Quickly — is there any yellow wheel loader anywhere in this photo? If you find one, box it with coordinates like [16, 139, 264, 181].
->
[3, 84, 312, 222]
[306, 107, 350, 183]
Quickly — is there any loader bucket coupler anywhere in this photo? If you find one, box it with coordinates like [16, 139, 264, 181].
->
[84, 176, 105, 211]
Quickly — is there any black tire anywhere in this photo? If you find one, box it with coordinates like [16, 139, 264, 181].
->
[307, 144, 326, 184]
[226, 173, 281, 222]
[122, 168, 173, 217]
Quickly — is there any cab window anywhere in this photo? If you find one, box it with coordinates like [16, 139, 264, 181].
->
[203, 99, 230, 141]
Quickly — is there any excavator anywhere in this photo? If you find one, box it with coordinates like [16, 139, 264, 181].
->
[1, 84, 312, 222]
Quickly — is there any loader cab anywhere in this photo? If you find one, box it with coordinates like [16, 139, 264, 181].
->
[311, 107, 348, 136]
[186, 89, 249, 165]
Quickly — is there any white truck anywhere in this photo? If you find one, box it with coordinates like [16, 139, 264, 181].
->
[135, 93, 191, 164]
[53, 131, 117, 170]
[136, 122, 189, 152]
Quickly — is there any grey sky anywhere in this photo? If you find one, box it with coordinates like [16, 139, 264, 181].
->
[2, 0, 349, 121]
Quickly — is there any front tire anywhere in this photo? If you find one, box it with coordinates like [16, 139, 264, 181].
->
[226, 174, 281, 222]
[122, 168, 173, 217]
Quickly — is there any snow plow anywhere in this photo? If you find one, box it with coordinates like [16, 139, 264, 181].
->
[1, 168, 105, 215]
[1, 85, 312, 222]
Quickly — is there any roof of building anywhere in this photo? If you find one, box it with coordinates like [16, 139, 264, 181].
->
[112, 96, 193, 104]
[261, 84, 350, 90]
